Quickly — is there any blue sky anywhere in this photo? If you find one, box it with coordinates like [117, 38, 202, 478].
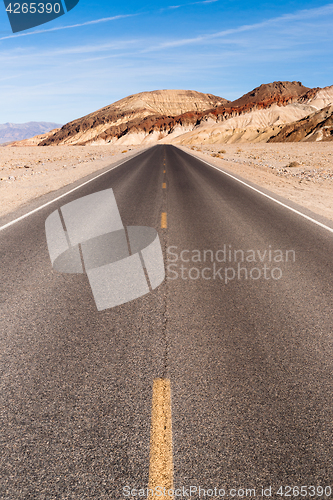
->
[0, 0, 333, 124]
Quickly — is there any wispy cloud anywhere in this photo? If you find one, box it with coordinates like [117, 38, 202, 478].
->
[0, 0, 218, 41]
[147, 3, 333, 50]
[0, 14, 136, 41]
[163, 0, 218, 10]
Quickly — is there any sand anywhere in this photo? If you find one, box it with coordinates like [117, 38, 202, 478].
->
[0, 143, 332, 222]
[0, 145, 144, 218]
[181, 142, 333, 222]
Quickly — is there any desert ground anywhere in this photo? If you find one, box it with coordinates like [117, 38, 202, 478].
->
[0, 143, 332, 222]
[182, 142, 333, 222]
[0, 144, 144, 217]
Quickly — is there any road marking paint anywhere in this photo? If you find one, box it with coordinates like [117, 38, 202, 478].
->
[163, 170, 166, 174]
[148, 378, 173, 499]
[161, 212, 167, 228]
[0, 149, 147, 233]
[184, 149, 333, 235]
[162, 183, 166, 189]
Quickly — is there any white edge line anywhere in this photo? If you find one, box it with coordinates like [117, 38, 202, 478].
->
[0, 149, 146, 233]
[183, 148, 333, 235]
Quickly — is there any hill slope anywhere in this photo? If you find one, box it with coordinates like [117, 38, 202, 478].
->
[268, 105, 333, 142]
[40, 90, 228, 146]
[171, 83, 333, 145]
[230, 81, 311, 107]
[28, 82, 333, 146]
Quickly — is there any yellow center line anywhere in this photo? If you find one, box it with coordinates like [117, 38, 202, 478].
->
[161, 212, 167, 228]
[162, 183, 166, 189]
[148, 378, 173, 499]
[163, 170, 166, 174]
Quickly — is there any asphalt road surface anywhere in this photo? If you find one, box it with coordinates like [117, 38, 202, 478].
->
[1, 145, 333, 499]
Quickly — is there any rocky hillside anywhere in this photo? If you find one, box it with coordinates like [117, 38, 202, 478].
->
[171, 83, 333, 145]
[40, 90, 228, 146]
[229, 81, 311, 107]
[268, 105, 333, 142]
[30, 82, 333, 146]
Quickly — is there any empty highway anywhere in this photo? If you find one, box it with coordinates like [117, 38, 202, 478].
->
[1, 145, 332, 499]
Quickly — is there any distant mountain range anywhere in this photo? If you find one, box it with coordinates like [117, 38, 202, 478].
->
[0, 122, 62, 144]
[7, 82, 333, 146]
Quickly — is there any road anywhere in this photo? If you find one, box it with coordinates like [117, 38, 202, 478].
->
[1, 145, 332, 499]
